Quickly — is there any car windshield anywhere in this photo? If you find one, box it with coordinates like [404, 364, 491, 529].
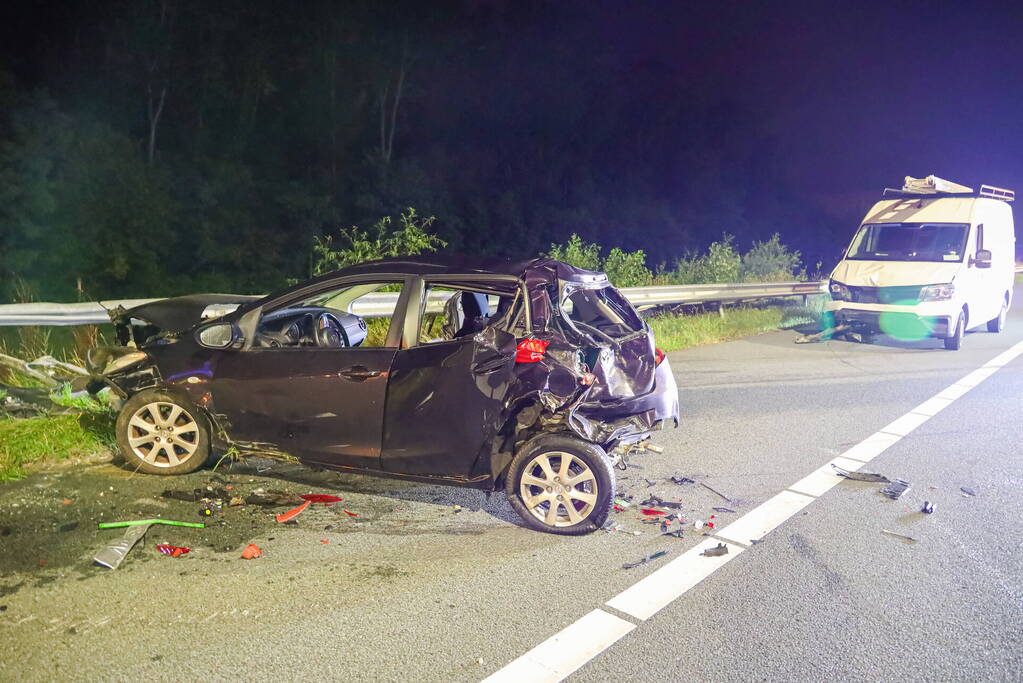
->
[846, 223, 969, 262]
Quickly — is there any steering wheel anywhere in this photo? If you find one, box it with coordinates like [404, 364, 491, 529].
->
[314, 312, 346, 348]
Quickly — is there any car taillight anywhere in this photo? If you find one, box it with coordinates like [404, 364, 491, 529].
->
[654, 347, 665, 366]
[515, 338, 550, 363]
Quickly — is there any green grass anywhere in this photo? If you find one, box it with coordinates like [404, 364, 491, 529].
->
[0, 412, 116, 481]
[647, 303, 821, 351]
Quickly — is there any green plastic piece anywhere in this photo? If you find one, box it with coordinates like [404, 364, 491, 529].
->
[97, 519, 205, 529]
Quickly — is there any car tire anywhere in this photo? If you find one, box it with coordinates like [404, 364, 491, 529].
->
[944, 311, 965, 351]
[505, 434, 615, 535]
[116, 389, 210, 475]
[987, 301, 1007, 333]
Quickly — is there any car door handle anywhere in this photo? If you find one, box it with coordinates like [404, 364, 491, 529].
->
[339, 366, 381, 381]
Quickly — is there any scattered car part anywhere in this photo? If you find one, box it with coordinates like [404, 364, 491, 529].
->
[880, 479, 911, 500]
[240, 543, 262, 559]
[245, 491, 305, 506]
[699, 481, 734, 502]
[712, 506, 735, 513]
[299, 494, 344, 504]
[960, 487, 976, 497]
[94, 523, 152, 569]
[97, 519, 205, 529]
[162, 487, 229, 502]
[831, 464, 890, 483]
[156, 544, 191, 557]
[622, 549, 669, 569]
[662, 529, 685, 538]
[881, 529, 917, 542]
[701, 543, 729, 557]
[670, 475, 695, 485]
[639, 508, 668, 516]
[795, 323, 852, 344]
[275, 500, 311, 523]
[342, 509, 359, 517]
[640, 495, 684, 510]
[921, 501, 934, 514]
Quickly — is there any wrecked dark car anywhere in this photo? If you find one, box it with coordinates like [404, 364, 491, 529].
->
[86, 257, 680, 534]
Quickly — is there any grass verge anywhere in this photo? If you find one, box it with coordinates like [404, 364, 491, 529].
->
[647, 303, 820, 351]
[0, 412, 116, 481]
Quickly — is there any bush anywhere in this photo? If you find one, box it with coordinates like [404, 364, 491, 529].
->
[741, 233, 802, 282]
[656, 235, 742, 284]
[312, 207, 446, 274]
[545, 234, 653, 287]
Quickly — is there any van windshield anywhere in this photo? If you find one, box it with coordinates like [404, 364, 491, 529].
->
[847, 223, 969, 262]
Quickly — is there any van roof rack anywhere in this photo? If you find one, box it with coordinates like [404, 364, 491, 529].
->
[881, 175, 1015, 202]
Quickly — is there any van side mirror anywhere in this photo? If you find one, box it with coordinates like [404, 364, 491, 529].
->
[972, 249, 992, 268]
[196, 322, 238, 349]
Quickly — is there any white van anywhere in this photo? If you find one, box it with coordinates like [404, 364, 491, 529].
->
[826, 175, 1016, 350]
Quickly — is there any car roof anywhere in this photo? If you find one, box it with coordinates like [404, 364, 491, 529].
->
[323, 255, 608, 284]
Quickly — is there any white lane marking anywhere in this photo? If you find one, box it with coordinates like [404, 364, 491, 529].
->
[483, 338, 1023, 682]
[481, 609, 635, 683]
[840, 431, 903, 462]
[787, 455, 866, 498]
[604, 538, 746, 621]
[712, 490, 816, 547]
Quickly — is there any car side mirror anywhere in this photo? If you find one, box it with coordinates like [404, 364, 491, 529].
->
[972, 249, 992, 268]
[196, 322, 238, 349]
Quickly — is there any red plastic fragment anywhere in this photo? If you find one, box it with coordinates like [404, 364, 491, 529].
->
[275, 500, 311, 523]
[515, 338, 550, 363]
[299, 494, 344, 505]
[706, 521, 715, 529]
[320, 539, 329, 544]
[640, 508, 667, 516]
[156, 544, 191, 557]
[241, 543, 262, 559]
[342, 509, 359, 517]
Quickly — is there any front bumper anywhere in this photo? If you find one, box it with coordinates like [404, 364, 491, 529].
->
[829, 306, 952, 338]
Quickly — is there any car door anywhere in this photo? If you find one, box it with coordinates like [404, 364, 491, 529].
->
[380, 278, 524, 478]
[207, 276, 413, 471]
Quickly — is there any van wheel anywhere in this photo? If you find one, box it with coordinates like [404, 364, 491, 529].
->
[987, 301, 1007, 333]
[505, 434, 614, 535]
[944, 311, 965, 350]
[116, 389, 210, 475]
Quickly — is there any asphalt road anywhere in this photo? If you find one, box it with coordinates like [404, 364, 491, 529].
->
[2, 287, 1022, 682]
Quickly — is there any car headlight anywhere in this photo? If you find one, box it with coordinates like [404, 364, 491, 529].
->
[919, 283, 954, 302]
[829, 280, 851, 301]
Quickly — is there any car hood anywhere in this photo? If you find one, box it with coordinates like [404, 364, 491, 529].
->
[831, 260, 962, 287]
[113, 294, 262, 333]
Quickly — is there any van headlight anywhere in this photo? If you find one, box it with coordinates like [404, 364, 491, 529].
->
[829, 280, 851, 301]
[919, 283, 954, 302]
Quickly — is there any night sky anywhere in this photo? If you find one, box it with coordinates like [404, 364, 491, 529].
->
[1, 1, 1021, 298]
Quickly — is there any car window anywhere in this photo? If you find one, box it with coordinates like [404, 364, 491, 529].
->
[560, 285, 643, 340]
[255, 281, 404, 349]
[418, 285, 520, 344]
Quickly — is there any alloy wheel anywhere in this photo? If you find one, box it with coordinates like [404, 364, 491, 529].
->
[519, 450, 598, 527]
[127, 402, 201, 468]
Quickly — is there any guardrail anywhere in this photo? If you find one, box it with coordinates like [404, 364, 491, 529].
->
[3, 265, 1021, 326]
[0, 281, 826, 326]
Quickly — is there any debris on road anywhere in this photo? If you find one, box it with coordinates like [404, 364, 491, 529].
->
[245, 490, 306, 506]
[698, 481, 734, 503]
[639, 507, 668, 516]
[623, 550, 669, 569]
[275, 500, 311, 523]
[662, 529, 685, 538]
[921, 501, 934, 514]
[97, 519, 205, 529]
[795, 323, 851, 344]
[342, 509, 360, 517]
[613, 497, 633, 509]
[643, 479, 658, 488]
[240, 543, 263, 559]
[670, 474, 695, 485]
[831, 464, 890, 483]
[156, 544, 191, 557]
[880, 479, 911, 500]
[602, 521, 642, 535]
[712, 506, 735, 513]
[162, 487, 229, 503]
[960, 487, 976, 497]
[94, 523, 152, 569]
[640, 495, 684, 510]
[881, 529, 917, 543]
[701, 543, 729, 557]
[299, 494, 344, 505]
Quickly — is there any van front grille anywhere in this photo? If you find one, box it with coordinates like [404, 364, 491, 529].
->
[846, 285, 923, 304]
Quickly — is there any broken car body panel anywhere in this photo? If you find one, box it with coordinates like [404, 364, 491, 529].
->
[90, 257, 680, 490]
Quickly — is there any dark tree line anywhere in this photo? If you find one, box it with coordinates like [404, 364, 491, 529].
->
[0, 1, 844, 301]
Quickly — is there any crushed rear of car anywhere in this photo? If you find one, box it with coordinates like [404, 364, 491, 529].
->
[87, 257, 680, 534]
